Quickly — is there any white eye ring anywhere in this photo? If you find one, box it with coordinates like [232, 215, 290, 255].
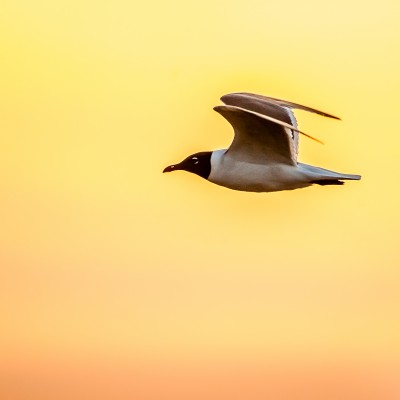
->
[192, 157, 198, 160]
[194, 161, 199, 164]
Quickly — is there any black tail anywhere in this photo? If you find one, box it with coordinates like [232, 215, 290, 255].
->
[311, 179, 344, 186]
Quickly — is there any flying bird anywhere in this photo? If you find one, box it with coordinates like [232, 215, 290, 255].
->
[163, 92, 361, 192]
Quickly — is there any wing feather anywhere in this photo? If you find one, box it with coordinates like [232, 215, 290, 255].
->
[222, 92, 340, 120]
[220, 92, 338, 157]
[214, 105, 299, 165]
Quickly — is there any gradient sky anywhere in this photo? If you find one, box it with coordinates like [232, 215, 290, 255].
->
[1, 0, 400, 399]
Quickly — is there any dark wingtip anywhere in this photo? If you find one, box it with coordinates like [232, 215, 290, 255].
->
[323, 113, 341, 121]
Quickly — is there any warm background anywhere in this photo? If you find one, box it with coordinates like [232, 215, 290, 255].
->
[1, 0, 400, 399]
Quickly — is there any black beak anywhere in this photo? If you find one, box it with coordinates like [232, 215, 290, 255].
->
[163, 164, 177, 173]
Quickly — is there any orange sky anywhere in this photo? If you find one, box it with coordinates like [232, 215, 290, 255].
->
[1, 0, 400, 399]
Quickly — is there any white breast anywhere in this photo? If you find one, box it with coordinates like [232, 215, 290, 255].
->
[208, 149, 310, 192]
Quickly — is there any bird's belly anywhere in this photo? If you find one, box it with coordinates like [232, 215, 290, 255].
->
[209, 162, 310, 192]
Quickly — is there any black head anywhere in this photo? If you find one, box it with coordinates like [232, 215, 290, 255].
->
[163, 151, 212, 180]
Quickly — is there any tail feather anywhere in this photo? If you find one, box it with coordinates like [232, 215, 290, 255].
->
[299, 163, 361, 184]
[311, 179, 345, 186]
[311, 174, 361, 186]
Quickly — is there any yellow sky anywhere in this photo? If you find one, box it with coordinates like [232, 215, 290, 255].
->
[1, 0, 400, 398]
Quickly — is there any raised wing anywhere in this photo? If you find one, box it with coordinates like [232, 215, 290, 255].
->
[221, 92, 301, 157]
[221, 92, 340, 120]
[214, 105, 304, 165]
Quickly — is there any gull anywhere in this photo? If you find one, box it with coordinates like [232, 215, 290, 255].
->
[163, 92, 361, 192]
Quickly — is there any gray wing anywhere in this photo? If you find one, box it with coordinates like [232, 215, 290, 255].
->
[214, 105, 303, 165]
[221, 92, 340, 120]
[220, 92, 301, 157]
[220, 93, 340, 155]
